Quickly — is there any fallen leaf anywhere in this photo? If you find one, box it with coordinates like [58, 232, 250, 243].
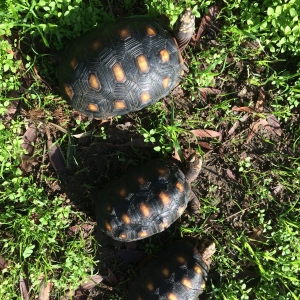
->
[198, 88, 222, 102]
[38, 281, 53, 300]
[246, 119, 269, 143]
[198, 141, 213, 150]
[232, 106, 255, 113]
[267, 115, 282, 136]
[118, 249, 147, 264]
[226, 168, 237, 181]
[80, 275, 103, 290]
[103, 268, 119, 286]
[271, 184, 283, 197]
[19, 278, 29, 300]
[255, 88, 265, 112]
[0, 256, 7, 270]
[21, 124, 38, 159]
[47, 140, 69, 184]
[190, 129, 221, 138]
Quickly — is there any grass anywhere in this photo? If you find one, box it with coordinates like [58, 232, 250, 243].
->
[0, 0, 300, 299]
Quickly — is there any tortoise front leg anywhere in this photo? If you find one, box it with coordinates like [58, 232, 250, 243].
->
[188, 190, 201, 214]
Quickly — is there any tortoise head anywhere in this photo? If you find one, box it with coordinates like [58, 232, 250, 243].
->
[185, 152, 202, 182]
[173, 8, 195, 51]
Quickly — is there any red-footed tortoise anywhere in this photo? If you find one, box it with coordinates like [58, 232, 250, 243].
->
[94, 153, 202, 242]
[129, 240, 216, 300]
[58, 9, 195, 118]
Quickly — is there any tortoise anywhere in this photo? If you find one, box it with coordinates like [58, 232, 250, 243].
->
[57, 9, 195, 118]
[94, 153, 202, 242]
[129, 240, 216, 300]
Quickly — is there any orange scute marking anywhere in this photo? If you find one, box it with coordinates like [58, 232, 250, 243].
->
[105, 221, 112, 232]
[175, 182, 184, 192]
[64, 84, 74, 100]
[137, 176, 146, 185]
[122, 214, 130, 224]
[162, 77, 170, 89]
[176, 256, 186, 264]
[161, 268, 170, 277]
[119, 187, 127, 197]
[201, 282, 206, 289]
[140, 203, 150, 217]
[89, 39, 101, 51]
[70, 57, 78, 69]
[178, 206, 185, 216]
[136, 55, 149, 73]
[112, 63, 126, 82]
[139, 231, 147, 238]
[181, 278, 192, 289]
[146, 282, 154, 291]
[120, 233, 127, 239]
[87, 103, 99, 112]
[146, 26, 156, 36]
[194, 264, 202, 274]
[140, 91, 151, 103]
[160, 49, 170, 63]
[88, 73, 101, 90]
[157, 168, 167, 175]
[119, 28, 131, 40]
[167, 293, 178, 300]
[114, 100, 126, 110]
[159, 191, 170, 206]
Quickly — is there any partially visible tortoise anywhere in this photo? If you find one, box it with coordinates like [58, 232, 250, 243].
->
[94, 153, 202, 242]
[57, 9, 195, 118]
[129, 240, 216, 300]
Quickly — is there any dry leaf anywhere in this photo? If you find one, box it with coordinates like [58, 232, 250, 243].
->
[80, 275, 103, 290]
[19, 278, 29, 300]
[271, 184, 283, 197]
[21, 124, 38, 159]
[198, 88, 221, 102]
[226, 168, 237, 181]
[38, 281, 53, 300]
[267, 115, 282, 136]
[255, 88, 265, 112]
[232, 106, 255, 113]
[198, 141, 213, 150]
[190, 129, 221, 138]
[103, 268, 119, 286]
[246, 119, 269, 143]
[0, 256, 7, 270]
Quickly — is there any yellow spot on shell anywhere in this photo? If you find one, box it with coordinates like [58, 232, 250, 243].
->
[146, 282, 154, 291]
[136, 55, 149, 73]
[181, 277, 192, 289]
[119, 28, 131, 40]
[159, 191, 170, 206]
[176, 256, 186, 264]
[140, 91, 151, 103]
[159, 221, 169, 230]
[140, 203, 150, 217]
[64, 84, 74, 100]
[137, 176, 146, 185]
[194, 264, 202, 274]
[178, 206, 185, 216]
[112, 62, 126, 83]
[89, 39, 101, 51]
[114, 100, 126, 110]
[201, 282, 206, 289]
[120, 233, 127, 239]
[160, 49, 170, 63]
[70, 57, 78, 69]
[106, 205, 112, 212]
[119, 188, 127, 197]
[88, 73, 101, 90]
[87, 103, 99, 112]
[157, 168, 167, 175]
[146, 26, 156, 36]
[167, 293, 178, 300]
[175, 182, 184, 192]
[122, 214, 130, 224]
[139, 231, 147, 238]
[161, 268, 170, 277]
[162, 77, 170, 89]
[105, 221, 112, 232]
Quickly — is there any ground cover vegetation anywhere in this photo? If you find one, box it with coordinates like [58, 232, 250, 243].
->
[0, 0, 299, 299]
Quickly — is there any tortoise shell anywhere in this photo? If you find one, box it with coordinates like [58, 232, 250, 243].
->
[95, 158, 191, 241]
[129, 241, 210, 300]
[58, 17, 185, 118]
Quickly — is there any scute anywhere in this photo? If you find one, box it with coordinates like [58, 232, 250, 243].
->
[58, 18, 183, 118]
[95, 158, 190, 241]
[128, 241, 209, 300]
